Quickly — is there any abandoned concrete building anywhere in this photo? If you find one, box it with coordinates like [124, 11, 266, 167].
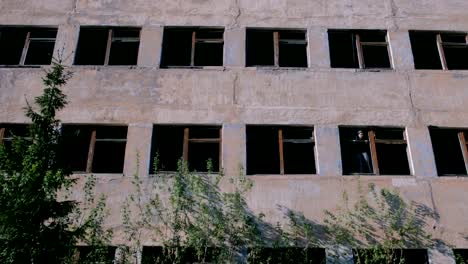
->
[1, 0, 468, 263]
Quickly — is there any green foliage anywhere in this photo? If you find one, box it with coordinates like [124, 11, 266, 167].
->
[319, 181, 434, 264]
[0, 62, 111, 264]
[0, 62, 78, 263]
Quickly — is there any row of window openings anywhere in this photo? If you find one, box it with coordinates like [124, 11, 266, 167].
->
[1, 26, 468, 70]
[74, 246, 468, 264]
[1, 124, 467, 176]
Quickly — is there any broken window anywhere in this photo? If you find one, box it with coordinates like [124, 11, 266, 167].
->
[429, 127, 468, 176]
[74, 27, 140, 65]
[160, 28, 224, 67]
[328, 30, 391, 69]
[0, 124, 30, 149]
[454, 249, 468, 264]
[246, 29, 308, 67]
[248, 247, 326, 264]
[61, 125, 128, 173]
[0, 27, 57, 66]
[74, 246, 116, 264]
[142, 246, 220, 264]
[150, 125, 221, 173]
[246, 126, 316, 175]
[340, 127, 410, 175]
[410, 31, 468, 70]
[353, 249, 428, 264]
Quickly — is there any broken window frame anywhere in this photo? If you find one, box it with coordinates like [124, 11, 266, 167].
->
[246, 29, 308, 67]
[355, 31, 392, 69]
[436, 32, 468, 70]
[74, 27, 141, 66]
[182, 126, 222, 171]
[341, 127, 409, 176]
[0, 27, 57, 66]
[151, 125, 222, 173]
[161, 27, 225, 68]
[430, 127, 468, 176]
[246, 126, 316, 175]
[63, 126, 128, 174]
[0, 124, 31, 144]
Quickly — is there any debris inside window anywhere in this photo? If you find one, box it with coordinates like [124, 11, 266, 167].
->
[0, 27, 57, 66]
[246, 126, 315, 175]
[160, 28, 224, 67]
[150, 125, 221, 173]
[246, 29, 308, 67]
[429, 127, 468, 176]
[340, 127, 410, 175]
[328, 30, 391, 69]
[74, 27, 140, 66]
[61, 125, 128, 173]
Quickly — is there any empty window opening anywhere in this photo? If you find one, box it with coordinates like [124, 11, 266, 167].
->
[246, 29, 308, 67]
[454, 249, 468, 264]
[353, 249, 428, 264]
[142, 246, 220, 264]
[74, 27, 140, 66]
[150, 125, 221, 173]
[340, 127, 410, 175]
[328, 30, 391, 69]
[248, 247, 326, 264]
[160, 28, 224, 67]
[429, 127, 468, 176]
[0, 27, 57, 66]
[410, 31, 468, 70]
[0, 124, 30, 149]
[62, 125, 128, 174]
[74, 246, 116, 264]
[246, 126, 316, 175]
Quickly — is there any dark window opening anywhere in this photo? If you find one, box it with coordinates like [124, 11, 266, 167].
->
[62, 125, 128, 174]
[74, 27, 140, 66]
[0, 124, 30, 149]
[328, 30, 391, 69]
[246, 126, 316, 175]
[246, 29, 307, 67]
[429, 127, 468, 176]
[248, 247, 326, 264]
[353, 249, 428, 264]
[150, 125, 221, 173]
[340, 127, 410, 175]
[75, 246, 116, 264]
[409, 31, 443, 69]
[0, 27, 57, 66]
[160, 28, 224, 68]
[410, 31, 468, 70]
[142, 246, 220, 264]
[454, 249, 468, 264]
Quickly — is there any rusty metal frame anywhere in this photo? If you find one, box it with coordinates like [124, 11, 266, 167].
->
[355, 32, 390, 69]
[458, 131, 468, 174]
[181, 127, 222, 172]
[277, 127, 315, 175]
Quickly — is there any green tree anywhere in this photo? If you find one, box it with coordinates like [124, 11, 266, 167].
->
[0, 62, 107, 263]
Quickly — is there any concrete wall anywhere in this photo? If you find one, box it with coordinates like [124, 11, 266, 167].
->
[1, 0, 468, 263]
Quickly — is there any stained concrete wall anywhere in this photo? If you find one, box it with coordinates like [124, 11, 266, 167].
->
[1, 0, 468, 263]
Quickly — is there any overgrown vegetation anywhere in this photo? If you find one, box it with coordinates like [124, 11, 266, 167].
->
[0, 62, 110, 264]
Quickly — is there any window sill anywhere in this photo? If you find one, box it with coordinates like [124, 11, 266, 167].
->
[0, 65, 44, 68]
[245, 66, 308, 71]
[160, 66, 225, 70]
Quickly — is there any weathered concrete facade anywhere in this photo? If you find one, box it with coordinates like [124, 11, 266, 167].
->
[1, 0, 468, 263]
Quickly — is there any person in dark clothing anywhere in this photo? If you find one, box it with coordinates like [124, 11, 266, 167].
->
[352, 130, 373, 173]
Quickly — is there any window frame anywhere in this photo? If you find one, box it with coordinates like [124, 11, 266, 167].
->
[74, 27, 141, 66]
[246, 29, 308, 68]
[341, 127, 409, 176]
[182, 126, 222, 171]
[355, 31, 392, 69]
[63, 125, 128, 174]
[161, 27, 225, 68]
[436, 32, 468, 70]
[430, 127, 468, 176]
[0, 27, 57, 67]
